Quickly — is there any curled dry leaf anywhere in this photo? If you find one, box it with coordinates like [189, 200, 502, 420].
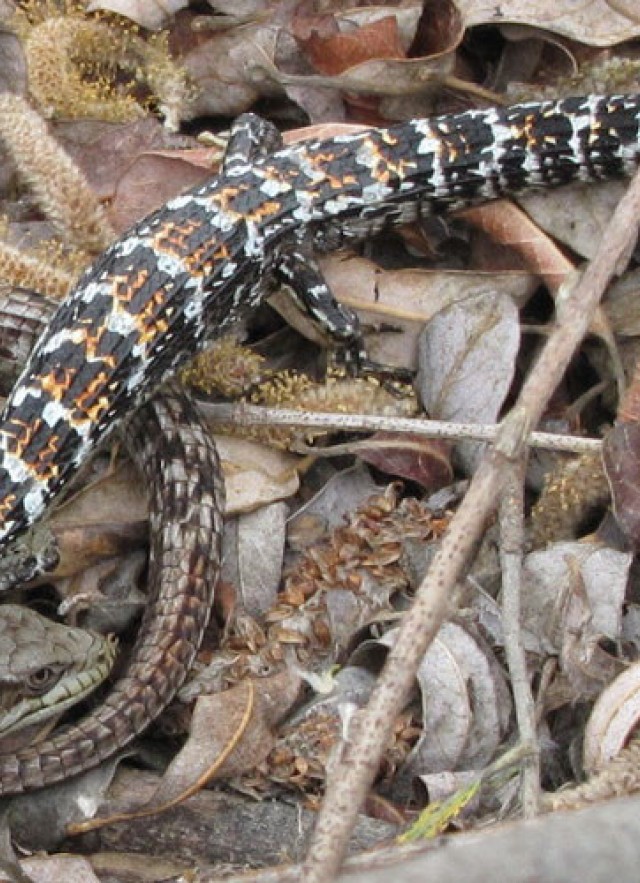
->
[183, 23, 279, 120]
[238, 1, 463, 123]
[460, 0, 640, 46]
[319, 254, 535, 371]
[77, 671, 301, 832]
[297, 14, 407, 77]
[583, 661, 640, 775]
[179, 670, 301, 781]
[356, 432, 453, 493]
[400, 622, 509, 778]
[417, 288, 520, 473]
[222, 500, 287, 619]
[522, 542, 630, 654]
[554, 557, 626, 703]
[522, 543, 630, 709]
[351, 619, 510, 785]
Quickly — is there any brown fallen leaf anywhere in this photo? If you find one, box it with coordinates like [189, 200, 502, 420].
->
[355, 431, 453, 492]
[299, 15, 406, 76]
[56, 118, 188, 204]
[110, 147, 218, 232]
[459, 199, 575, 292]
[69, 670, 301, 834]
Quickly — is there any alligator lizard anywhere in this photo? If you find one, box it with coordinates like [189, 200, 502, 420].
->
[0, 94, 638, 792]
[0, 290, 224, 793]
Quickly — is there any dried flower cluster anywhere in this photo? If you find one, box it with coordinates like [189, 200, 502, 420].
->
[12, 0, 193, 131]
[184, 339, 417, 448]
[530, 450, 609, 546]
[214, 485, 443, 686]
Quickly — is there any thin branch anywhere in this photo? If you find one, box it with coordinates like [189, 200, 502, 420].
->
[301, 167, 640, 883]
[500, 462, 540, 816]
[204, 403, 603, 453]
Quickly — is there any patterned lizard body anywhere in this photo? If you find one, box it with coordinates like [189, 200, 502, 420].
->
[0, 94, 638, 562]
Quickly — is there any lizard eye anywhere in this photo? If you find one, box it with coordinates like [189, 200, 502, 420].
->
[25, 666, 62, 695]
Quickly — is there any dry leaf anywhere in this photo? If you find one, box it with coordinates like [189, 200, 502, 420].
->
[183, 23, 278, 120]
[357, 432, 453, 492]
[521, 542, 630, 662]
[460, 0, 640, 46]
[213, 435, 300, 515]
[516, 181, 628, 263]
[300, 15, 406, 76]
[417, 288, 520, 473]
[459, 199, 574, 292]
[350, 619, 510, 784]
[110, 148, 216, 233]
[320, 255, 535, 371]
[288, 464, 383, 545]
[222, 501, 287, 618]
[21, 855, 101, 883]
[73, 671, 301, 832]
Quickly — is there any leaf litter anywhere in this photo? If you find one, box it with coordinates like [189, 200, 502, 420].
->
[1, 0, 640, 878]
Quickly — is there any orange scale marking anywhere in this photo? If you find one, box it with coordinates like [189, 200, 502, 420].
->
[69, 326, 118, 368]
[0, 493, 17, 519]
[130, 288, 170, 347]
[39, 367, 77, 402]
[1, 417, 62, 482]
[69, 369, 113, 426]
[113, 268, 152, 306]
[150, 218, 205, 255]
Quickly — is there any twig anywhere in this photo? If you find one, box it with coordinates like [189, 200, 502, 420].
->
[205, 403, 602, 453]
[500, 462, 540, 816]
[301, 167, 640, 883]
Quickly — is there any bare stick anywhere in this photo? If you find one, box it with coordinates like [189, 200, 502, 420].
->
[301, 169, 640, 883]
[206, 403, 602, 454]
[500, 462, 540, 816]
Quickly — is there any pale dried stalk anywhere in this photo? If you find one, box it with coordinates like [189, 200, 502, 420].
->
[207, 403, 602, 453]
[301, 169, 640, 883]
[500, 463, 540, 816]
[0, 94, 113, 252]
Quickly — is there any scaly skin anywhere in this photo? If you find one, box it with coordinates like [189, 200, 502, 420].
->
[0, 291, 223, 794]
